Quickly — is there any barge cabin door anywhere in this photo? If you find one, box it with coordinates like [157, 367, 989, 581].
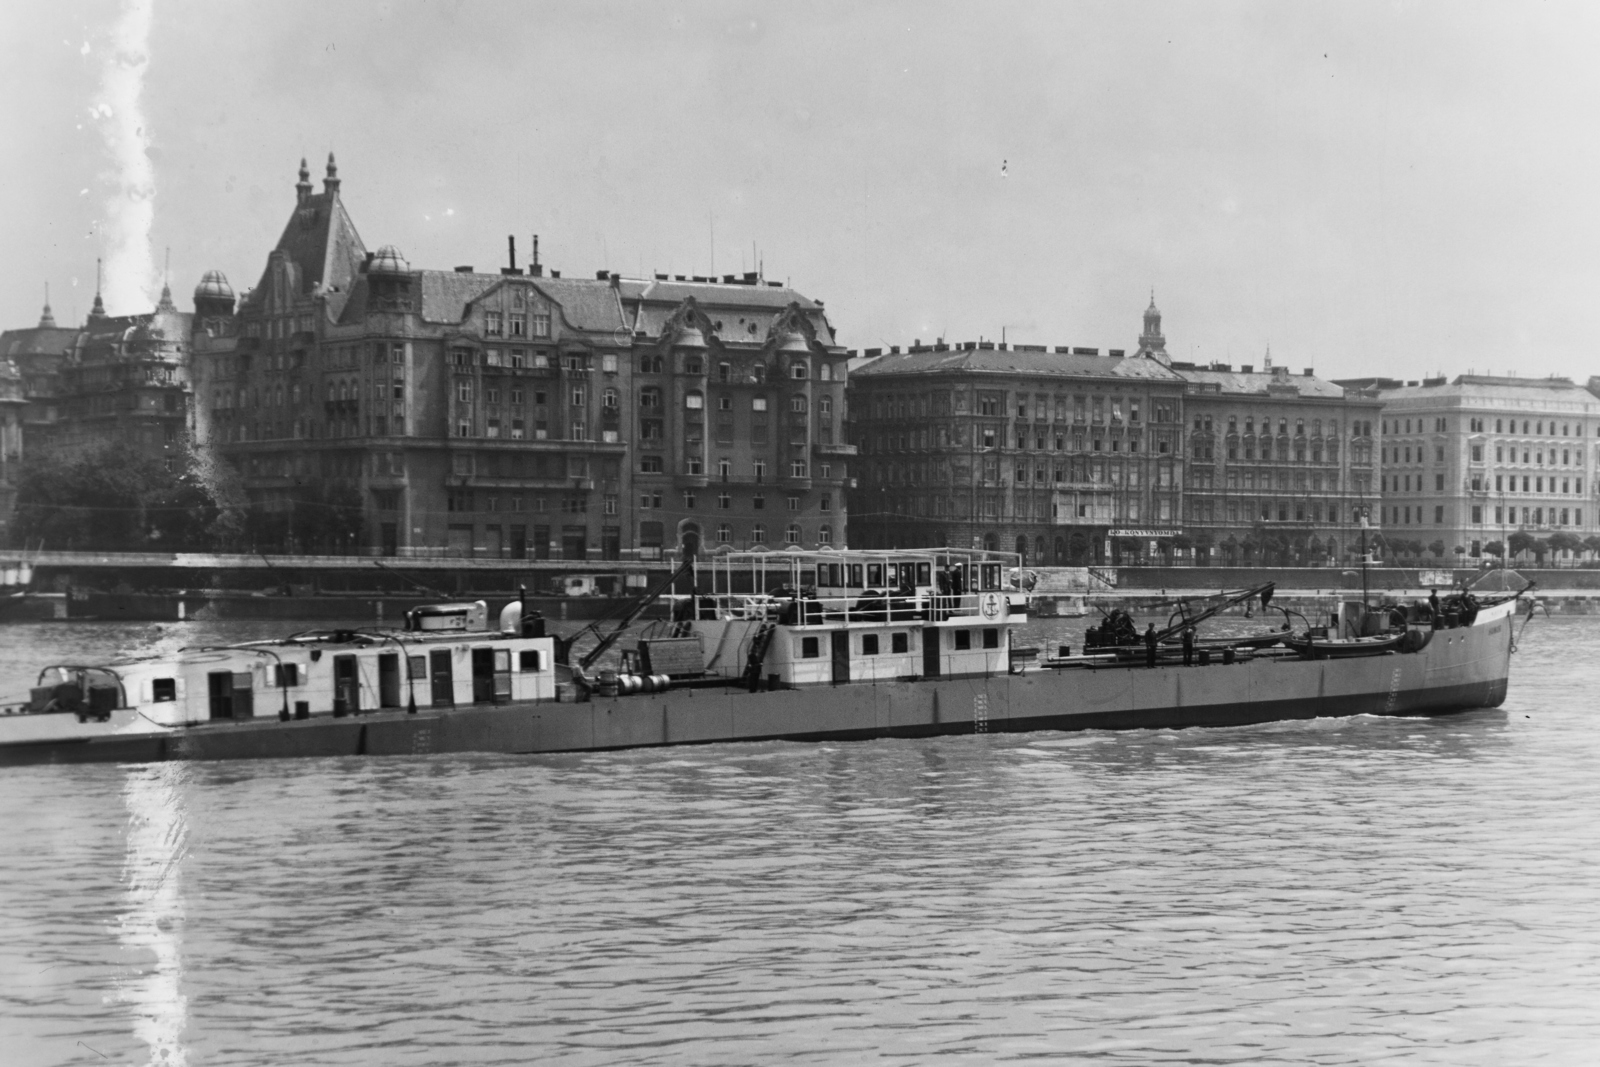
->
[378, 653, 402, 709]
[333, 655, 361, 717]
[469, 648, 513, 704]
[922, 627, 940, 678]
[471, 648, 495, 703]
[430, 650, 454, 706]
[208, 671, 231, 719]
[208, 671, 252, 720]
[831, 630, 850, 684]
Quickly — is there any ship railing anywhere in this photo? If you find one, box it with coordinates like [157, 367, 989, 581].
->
[700, 590, 1021, 626]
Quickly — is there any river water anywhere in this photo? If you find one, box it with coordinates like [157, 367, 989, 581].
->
[1, 613, 1597, 1065]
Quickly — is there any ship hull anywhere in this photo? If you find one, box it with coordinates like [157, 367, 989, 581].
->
[0, 601, 1517, 767]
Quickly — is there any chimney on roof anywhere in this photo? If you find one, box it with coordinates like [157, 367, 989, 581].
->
[596, 270, 609, 280]
[502, 235, 522, 276]
[530, 235, 543, 277]
[1240, 364, 1254, 373]
[1302, 368, 1313, 377]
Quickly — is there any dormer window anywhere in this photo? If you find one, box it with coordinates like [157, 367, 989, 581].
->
[485, 311, 503, 336]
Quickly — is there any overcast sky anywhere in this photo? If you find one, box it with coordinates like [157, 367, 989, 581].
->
[3, 1, 1598, 384]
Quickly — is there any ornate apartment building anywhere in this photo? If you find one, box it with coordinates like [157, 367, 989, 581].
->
[848, 338, 1188, 565]
[848, 299, 1385, 565]
[192, 157, 847, 558]
[1174, 357, 1380, 565]
[1362, 374, 1600, 562]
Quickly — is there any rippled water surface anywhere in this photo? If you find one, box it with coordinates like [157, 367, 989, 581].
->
[2, 614, 1599, 1065]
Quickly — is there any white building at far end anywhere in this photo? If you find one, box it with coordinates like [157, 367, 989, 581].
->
[1369, 374, 1600, 564]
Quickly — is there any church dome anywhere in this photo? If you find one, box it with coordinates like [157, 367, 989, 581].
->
[194, 270, 234, 301]
[370, 245, 410, 275]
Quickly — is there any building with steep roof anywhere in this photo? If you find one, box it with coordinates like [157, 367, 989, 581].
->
[848, 339, 1188, 564]
[1356, 374, 1600, 565]
[193, 158, 848, 559]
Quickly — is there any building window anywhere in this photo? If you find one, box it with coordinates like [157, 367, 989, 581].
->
[716, 523, 732, 543]
[791, 361, 808, 380]
[686, 391, 704, 410]
[787, 495, 801, 511]
[485, 311, 503, 336]
[533, 312, 550, 337]
[752, 523, 766, 543]
[791, 461, 808, 478]
[717, 492, 731, 509]
[786, 523, 801, 543]
[640, 455, 664, 473]
[818, 524, 832, 544]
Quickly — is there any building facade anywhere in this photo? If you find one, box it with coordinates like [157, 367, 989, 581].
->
[192, 157, 848, 559]
[1364, 375, 1600, 564]
[848, 341, 1189, 565]
[1173, 357, 1381, 565]
[848, 299, 1386, 566]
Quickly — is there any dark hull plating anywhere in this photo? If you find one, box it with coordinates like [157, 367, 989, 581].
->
[0, 610, 1514, 766]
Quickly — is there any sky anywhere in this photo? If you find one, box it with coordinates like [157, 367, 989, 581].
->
[2, 1, 1599, 384]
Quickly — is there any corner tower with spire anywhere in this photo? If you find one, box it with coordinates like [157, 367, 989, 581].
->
[1135, 290, 1169, 364]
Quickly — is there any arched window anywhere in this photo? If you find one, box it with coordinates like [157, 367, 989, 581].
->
[819, 363, 832, 381]
[790, 360, 808, 380]
[602, 387, 618, 409]
[752, 524, 767, 544]
[716, 523, 731, 543]
[818, 524, 832, 544]
[786, 523, 801, 543]
[790, 394, 808, 413]
[983, 532, 998, 552]
[1296, 419, 1305, 435]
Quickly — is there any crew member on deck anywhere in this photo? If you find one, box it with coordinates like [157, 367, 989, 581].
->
[1145, 623, 1158, 667]
[1182, 626, 1195, 666]
[1428, 588, 1441, 629]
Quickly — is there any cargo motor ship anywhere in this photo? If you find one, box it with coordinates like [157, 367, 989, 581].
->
[0, 547, 1528, 767]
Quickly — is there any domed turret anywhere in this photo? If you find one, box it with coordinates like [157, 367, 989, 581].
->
[369, 245, 410, 275]
[194, 270, 234, 301]
[193, 270, 236, 318]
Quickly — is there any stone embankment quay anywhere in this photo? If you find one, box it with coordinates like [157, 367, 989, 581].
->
[6, 552, 1592, 613]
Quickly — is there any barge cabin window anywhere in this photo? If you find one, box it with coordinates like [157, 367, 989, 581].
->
[153, 678, 176, 703]
[862, 634, 879, 656]
[954, 631, 972, 650]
